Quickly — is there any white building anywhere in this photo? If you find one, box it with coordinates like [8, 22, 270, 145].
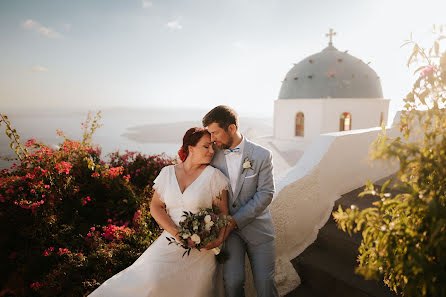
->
[273, 33, 390, 146]
[246, 31, 402, 296]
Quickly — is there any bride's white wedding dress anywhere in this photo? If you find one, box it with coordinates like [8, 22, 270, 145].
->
[88, 165, 229, 297]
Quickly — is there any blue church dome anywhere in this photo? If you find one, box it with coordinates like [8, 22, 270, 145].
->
[278, 41, 384, 99]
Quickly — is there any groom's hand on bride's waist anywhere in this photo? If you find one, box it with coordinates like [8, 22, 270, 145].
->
[205, 238, 223, 250]
[226, 217, 238, 234]
[230, 217, 238, 230]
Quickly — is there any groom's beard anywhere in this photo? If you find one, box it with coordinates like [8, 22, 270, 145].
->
[219, 135, 234, 150]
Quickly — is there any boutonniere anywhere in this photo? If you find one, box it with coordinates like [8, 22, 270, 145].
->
[242, 157, 254, 173]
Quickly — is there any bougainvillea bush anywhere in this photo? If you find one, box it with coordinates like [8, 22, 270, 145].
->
[0, 112, 174, 296]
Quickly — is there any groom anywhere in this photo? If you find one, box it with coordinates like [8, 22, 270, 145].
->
[203, 105, 278, 297]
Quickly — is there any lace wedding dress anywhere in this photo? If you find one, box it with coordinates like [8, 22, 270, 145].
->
[88, 165, 229, 297]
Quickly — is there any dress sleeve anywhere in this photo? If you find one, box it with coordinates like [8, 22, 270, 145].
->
[210, 167, 230, 199]
[153, 166, 169, 203]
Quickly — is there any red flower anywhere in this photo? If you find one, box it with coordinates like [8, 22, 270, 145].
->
[104, 166, 124, 179]
[81, 196, 92, 205]
[101, 224, 133, 241]
[30, 282, 41, 289]
[57, 248, 71, 256]
[55, 161, 72, 174]
[42, 247, 54, 256]
[24, 138, 38, 148]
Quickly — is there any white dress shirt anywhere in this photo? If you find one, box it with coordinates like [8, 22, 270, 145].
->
[225, 136, 245, 194]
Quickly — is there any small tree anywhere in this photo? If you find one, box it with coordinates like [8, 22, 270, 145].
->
[333, 25, 446, 297]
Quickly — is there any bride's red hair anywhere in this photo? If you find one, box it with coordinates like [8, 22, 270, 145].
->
[178, 127, 210, 162]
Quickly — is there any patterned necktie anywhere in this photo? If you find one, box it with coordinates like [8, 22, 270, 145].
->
[224, 147, 240, 155]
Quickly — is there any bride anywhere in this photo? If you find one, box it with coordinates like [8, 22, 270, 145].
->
[88, 127, 229, 297]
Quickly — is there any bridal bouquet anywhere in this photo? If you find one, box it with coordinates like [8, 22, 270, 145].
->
[167, 208, 231, 263]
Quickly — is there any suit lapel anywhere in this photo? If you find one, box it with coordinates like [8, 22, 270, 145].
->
[216, 149, 229, 177]
[232, 139, 255, 201]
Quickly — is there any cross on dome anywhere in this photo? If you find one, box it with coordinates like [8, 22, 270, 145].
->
[325, 28, 337, 46]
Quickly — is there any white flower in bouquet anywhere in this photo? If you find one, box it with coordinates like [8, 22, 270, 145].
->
[212, 247, 220, 255]
[204, 219, 214, 231]
[191, 234, 201, 244]
[166, 206, 232, 262]
[204, 221, 214, 231]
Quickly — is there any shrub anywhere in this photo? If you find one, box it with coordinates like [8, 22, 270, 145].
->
[0, 111, 174, 296]
[333, 26, 446, 297]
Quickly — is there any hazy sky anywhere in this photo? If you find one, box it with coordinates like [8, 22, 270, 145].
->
[1, 0, 445, 117]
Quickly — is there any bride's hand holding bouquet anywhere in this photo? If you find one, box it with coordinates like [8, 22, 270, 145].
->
[167, 207, 231, 263]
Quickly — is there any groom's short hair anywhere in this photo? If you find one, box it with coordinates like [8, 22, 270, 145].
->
[202, 105, 239, 131]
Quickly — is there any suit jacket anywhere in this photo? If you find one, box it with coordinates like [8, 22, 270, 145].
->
[211, 138, 275, 245]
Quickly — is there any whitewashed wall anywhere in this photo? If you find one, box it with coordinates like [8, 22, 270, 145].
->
[273, 98, 390, 145]
[274, 99, 323, 143]
[321, 98, 390, 133]
[245, 124, 401, 296]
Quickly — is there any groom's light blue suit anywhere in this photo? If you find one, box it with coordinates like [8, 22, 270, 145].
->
[211, 138, 278, 297]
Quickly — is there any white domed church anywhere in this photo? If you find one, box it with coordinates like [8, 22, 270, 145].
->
[242, 30, 402, 297]
[242, 30, 404, 297]
[273, 29, 390, 145]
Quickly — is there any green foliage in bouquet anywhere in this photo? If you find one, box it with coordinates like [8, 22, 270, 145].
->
[167, 206, 231, 263]
[333, 25, 446, 297]
[0, 111, 174, 296]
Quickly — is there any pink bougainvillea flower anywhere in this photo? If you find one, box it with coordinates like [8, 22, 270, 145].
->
[123, 174, 130, 182]
[55, 161, 72, 174]
[101, 224, 133, 241]
[81, 196, 92, 205]
[57, 248, 71, 256]
[101, 166, 124, 179]
[420, 65, 435, 78]
[43, 247, 54, 256]
[30, 282, 41, 289]
[24, 138, 38, 148]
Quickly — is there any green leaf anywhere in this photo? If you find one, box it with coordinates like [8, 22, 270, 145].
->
[381, 179, 391, 192]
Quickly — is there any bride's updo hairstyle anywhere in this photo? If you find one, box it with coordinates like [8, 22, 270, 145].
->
[178, 127, 210, 162]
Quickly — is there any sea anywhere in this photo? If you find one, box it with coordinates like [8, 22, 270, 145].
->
[0, 107, 273, 170]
